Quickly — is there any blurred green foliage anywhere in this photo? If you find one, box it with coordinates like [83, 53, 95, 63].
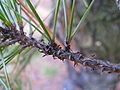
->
[42, 65, 58, 77]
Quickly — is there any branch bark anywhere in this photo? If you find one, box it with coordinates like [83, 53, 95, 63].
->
[0, 26, 120, 73]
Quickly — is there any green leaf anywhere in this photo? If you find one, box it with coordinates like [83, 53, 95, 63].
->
[3, 0, 15, 23]
[5, 0, 14, 8]
[68, 0, 75, 41]
[70, 0, 95, 41]
[12, 0, 22, 25]
[0, 9, 11, 26]
[63, 0, 68, 39]
[83, 0, 88, 8]
[0, 46, 22, 70]
[11, 47, 32, 75]
[0, 1, 11, 23]
[1, 1, 49, 40]
[52, 0, 61, 40]
[0, 11, 7, 22]
[0, 49, 11, 90]
[25, 0, 51, 40]
[15, 49, 35, 79]
[4, 45, 20, 59]
[0, 78, 8, 90]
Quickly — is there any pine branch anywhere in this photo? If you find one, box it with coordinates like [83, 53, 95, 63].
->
[0, 26, 120, 73]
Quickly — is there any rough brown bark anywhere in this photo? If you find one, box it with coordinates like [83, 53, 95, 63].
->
[1, 26, 120, 74]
